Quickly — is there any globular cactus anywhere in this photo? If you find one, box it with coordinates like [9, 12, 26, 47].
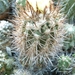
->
[57, 55, 71, 71]
[0, 20, 13, 50]
[0, 50, 14, 75]
[64, 24, 75, 50]
[12, 0, 66, 74]
[57, 54, 75, 75]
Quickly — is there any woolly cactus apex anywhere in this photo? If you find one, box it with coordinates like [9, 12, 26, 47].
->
[12, 1, 66, 73]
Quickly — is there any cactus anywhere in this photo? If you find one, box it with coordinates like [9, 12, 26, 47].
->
[57, 55, 71, 71]
[0, 20, 13, 50]
[57, 55, 71, 75]
[57, 54, 75, 75]
[64, 24, 75, 50]
[0, 50, 14, 75]
[12, 0, 66, 74]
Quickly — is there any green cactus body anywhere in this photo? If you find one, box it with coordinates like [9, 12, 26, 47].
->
[0, 50, 14, 75]
[0, 0, 9, 14]
[64, 24, 75, 50]
[57, 55, 71, 71]
[60, 0, 75, 23]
